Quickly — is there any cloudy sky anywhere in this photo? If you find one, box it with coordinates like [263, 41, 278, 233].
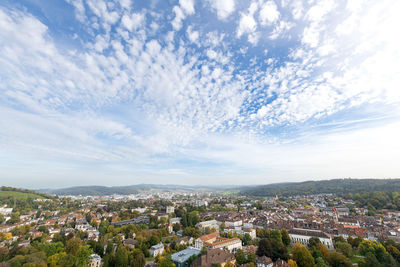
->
[1, 0, 400, 188]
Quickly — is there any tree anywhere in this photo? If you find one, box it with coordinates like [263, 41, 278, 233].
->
[270, 239, 289, 261]
[358, 252, 380, 267]
[188, 211, 200, 227]
[115, 245, 129, 267]
[292, 243, 315, 267]
[308, 237, 321, 248]
[130, 249, 145, 267]
[387, 245, 400, 262]
[288, 259, 299, 267]
[335, 242, 353, 258]
[257, 238, 273, 258]
[358, 240, 389, 263]
[182, 227, 201, 238]
[38, 225, 49, 234]
[41, 242, 65, 257]
[0, 246, 9, 262]
[327, 251, 352, 267]
[48, 252, 65, 267]
[66, 238, 82, 256]
[282, 229, 291, 246]
[76, 245, 93, 267]
[316, 243, 330, 260]
[58, 254, 77, 267]
[269, 229, 283, 245]
[242, 233, 252, 246]
[315, 257, 328, 267]
[247, 252, 256, 263]
[158, 256, 175, 267]
[235, 249, 247, 265]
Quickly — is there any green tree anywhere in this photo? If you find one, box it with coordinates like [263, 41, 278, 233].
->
[359, 252, 380, 267]
[257, 238, 273, 258]
[387, 245, 400, 262]
[335, 242, 353, 258]
[269, 230, 283, 245]
[130, 249, 145, 267]
[58, 254, 77, 267]
[242, 233, 252, 246]
[47, 252, 65, 267]
[41, 242, 65, 257]
[158, 256, 175, 267]
[115, 245, 129, 267]
[247, 252, 256, 263]
[327, 251, 352, 267]
[315, 257, 328, 267]
[188, 211, 200, 227]
[292, 243, 315, 267]
[235, 249, 247, 265]
[66, 238, 82, 256]
[76, 245, 93, 267]
[308, 237, 321, 248]
[282, 229, 291, 246]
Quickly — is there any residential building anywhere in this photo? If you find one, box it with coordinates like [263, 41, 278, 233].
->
[191, 248, 236, 267]
[288, 228, 333, 250]
[166, 206, 175, 214]
[89, 254, 102, 267]
[149, 242, 164, 257]
[110, 216, 149, 227]
[196, 220, 219, 233]
[256, 256, 273, 267]
[169, 217, 181, 225]
[195, 232, 242, 253]
[171, 248, 200, 267]
[123, 238, 138, 249]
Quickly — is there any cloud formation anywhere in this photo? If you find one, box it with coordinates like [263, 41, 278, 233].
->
[0, 0, 399, 187]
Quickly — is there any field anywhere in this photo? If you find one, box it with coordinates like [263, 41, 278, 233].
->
[0, 190, 44, 200]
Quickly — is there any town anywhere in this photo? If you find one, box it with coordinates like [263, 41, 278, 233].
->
[1, 187, 400, 267]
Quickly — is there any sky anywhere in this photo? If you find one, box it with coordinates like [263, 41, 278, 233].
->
[0, 0, 400, 189]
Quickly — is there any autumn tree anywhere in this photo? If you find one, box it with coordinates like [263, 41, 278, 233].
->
[292, 243, 315, 267]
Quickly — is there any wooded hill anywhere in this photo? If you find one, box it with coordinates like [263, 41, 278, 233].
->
[239, 178, 400, 197]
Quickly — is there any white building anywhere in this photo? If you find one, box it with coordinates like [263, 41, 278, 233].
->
[224, 226, 256, 239]
[225, 220, 242, 227]
[0, 206, 13, 216]
[166, 206, 175, 214]
[195, 200, 208, 207]
[288, 228, 334, 250]
[196, 220, 219, 233]
[150, 242, 164, 257]
[169, 217, 181, 225]
[89, 254, 102, 267]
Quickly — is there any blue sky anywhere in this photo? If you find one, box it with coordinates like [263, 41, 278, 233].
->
[1, 0, 400, 188]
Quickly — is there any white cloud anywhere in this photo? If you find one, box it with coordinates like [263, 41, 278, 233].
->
[237, 13, 256, 37]
[306, 0, 335, 22]
[187, 26, 199, 43]
[121, 12, 145, 31]
[171, 0, 195, 31]
[209, 0, 235, 20]
[179, 0, 195, 15]
[259, 1, 280, 25]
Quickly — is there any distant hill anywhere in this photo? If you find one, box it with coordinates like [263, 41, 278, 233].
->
[40, 184, 234, 196]
[239, 178, 400, 197]
[0, 186, 53, 200]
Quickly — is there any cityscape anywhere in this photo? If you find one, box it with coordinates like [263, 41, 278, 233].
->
[1, 0, 400, 266]
[2, 180, 400, 266]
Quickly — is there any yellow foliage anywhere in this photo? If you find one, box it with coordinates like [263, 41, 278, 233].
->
[288, 259, 298, 267]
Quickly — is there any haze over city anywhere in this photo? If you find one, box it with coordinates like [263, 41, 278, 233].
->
[1, 0, 400, 188]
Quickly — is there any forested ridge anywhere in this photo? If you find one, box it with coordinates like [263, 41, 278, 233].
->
[240, 178, 400, 196]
